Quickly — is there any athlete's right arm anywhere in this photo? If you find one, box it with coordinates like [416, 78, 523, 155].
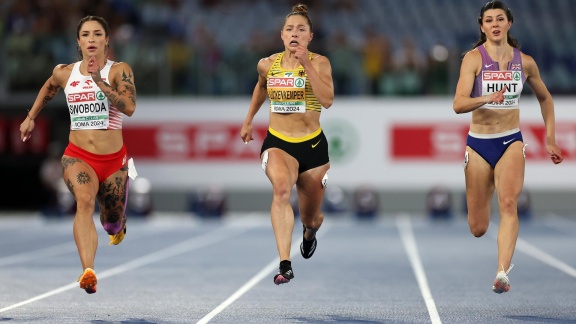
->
[241, 58, 271, 144]
[20, 64, 67, 142]
[453, 51, 505, 114]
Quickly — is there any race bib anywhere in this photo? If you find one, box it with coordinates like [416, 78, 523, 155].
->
[71, 114, 109, 129]
[68, 90, 110, 129]
[268, 76, 306, 113]
[481, 71, 523, 109]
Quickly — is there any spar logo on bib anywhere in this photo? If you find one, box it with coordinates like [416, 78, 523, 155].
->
[268, 78, 292, 87]
[268, 77, 305, 88]
[482, 71, 521, 81]
[96, 91, 106, 100]
[68, 92, 95, 102]
[294, 78, 305, 87]
[483, 71, 512, 80]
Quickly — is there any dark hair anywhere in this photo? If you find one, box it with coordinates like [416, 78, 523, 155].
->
[76, 16, 110, 57]
[471, 1, 520, 49]
[284, 4, 313, 31]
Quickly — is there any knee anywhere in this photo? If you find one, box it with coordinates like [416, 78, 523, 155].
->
[302, 212, 323, 230]
[271, 181, 292, 202]
[312, 213, 324, 229]
[74, 192, 95, 212]
[498, 196, 518, 215]
[469, 226, 487, 238]
[468, 217, 488, 237]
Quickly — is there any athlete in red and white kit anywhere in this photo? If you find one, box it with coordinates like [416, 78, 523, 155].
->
[20, 15, 137, 294]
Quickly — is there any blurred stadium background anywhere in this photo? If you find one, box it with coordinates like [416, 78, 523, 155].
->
[1, 0, 575, 217]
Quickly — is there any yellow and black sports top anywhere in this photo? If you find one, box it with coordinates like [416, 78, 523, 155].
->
[266, 52, 322, 113]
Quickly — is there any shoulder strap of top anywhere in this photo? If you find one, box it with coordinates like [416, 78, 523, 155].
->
[477, 44, 493, 65]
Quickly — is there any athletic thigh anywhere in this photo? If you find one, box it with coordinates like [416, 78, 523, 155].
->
[494, 142, 525, 203]
[296, 162, 330, 217]
[96, 165, 129, 219]
[264, 148, 299, 192]
[465, 147, 494, 221]
[61, 155, 99, 204]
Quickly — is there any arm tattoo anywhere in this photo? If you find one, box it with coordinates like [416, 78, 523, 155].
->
[99, 85, 123, 109]
[106, 91, 127, 113]
[122, 70, 134, 85]
[42, 84, 60, 106]
[122, 84, 137, 105]
[116, 100, 127, 113]
[42, 96, 52, 106]
[97, 68, 135, 114]
[116, 69, 136, 108]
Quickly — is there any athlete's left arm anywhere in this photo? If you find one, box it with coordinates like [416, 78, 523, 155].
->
[297, 50, 334, 108]
[524, 53, 563, 164]
[89, 57, 137, 117]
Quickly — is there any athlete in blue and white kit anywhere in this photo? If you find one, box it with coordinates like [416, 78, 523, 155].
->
[20, 16, 137, 294]
[453, 1, 563, 294]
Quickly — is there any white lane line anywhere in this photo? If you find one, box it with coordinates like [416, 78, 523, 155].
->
[396, 214, 442, 324]
[541, 213, 576, 236]
[0, 283, 79, 313]
[516, 237, 576, 277]
[0, 216, 185, 267]
[196, 254, 286, 324]
[197, 223, 331, 324]
[488, 221, 576, 277]
[0, 242, 77, 267]
[0, 221, 259, 314]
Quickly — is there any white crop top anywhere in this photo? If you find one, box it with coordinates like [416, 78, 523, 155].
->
[64, 60, 123, 130]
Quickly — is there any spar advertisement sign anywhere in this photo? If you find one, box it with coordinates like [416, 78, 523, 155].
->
[391, 123, 576, 161]
[124, 123, 269, 161]
[124, 98, 573, 190]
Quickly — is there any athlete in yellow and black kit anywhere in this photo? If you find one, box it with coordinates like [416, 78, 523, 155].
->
[261, 51, 329, 174]
[240, 3, 334, 285]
